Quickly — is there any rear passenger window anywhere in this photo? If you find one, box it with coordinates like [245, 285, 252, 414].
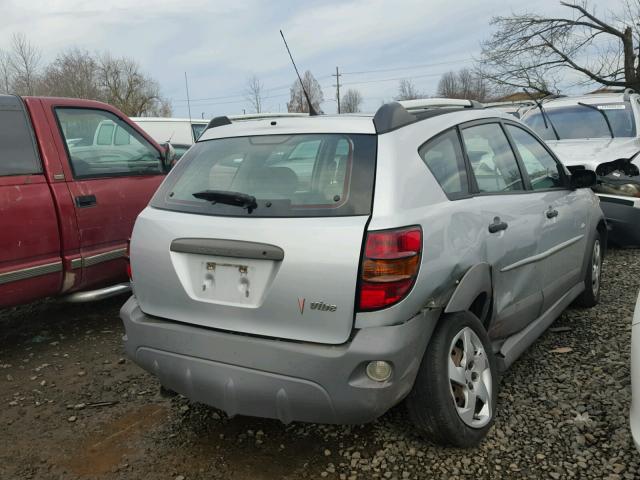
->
[55, 108, 162, 179]
[418, 129, 468, 198]
[461, 123, 524, 193]
[505, 125, 564, 190]
[0, 97, 41, 176]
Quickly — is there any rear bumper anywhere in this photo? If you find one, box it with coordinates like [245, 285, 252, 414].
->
[598, 194, 640, 247]
[120, 296, 438, 424]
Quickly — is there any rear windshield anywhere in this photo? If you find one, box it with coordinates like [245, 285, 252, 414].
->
[151, 133, 377, 217]
[524, 102, 636, 140]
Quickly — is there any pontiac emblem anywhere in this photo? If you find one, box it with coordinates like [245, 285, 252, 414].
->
[298, 298, 337, 314]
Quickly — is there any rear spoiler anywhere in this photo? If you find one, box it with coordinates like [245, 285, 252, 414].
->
[373, 98, 483, 134]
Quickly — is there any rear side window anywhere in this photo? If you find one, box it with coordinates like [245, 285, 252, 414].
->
[0, 98, 41, 176]
[192, 123, 207, 141]
[55, 108, 162, 179]
[461, 123, 524, 193]
[418, 129, 468, 198]
[151, 133, 377, 217]
[505, 125, 565, 190]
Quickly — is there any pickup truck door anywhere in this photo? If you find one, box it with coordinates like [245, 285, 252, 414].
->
[0, 96, 62, 308]
[44, 102, 166, 290]
[504, 123, 588, 311]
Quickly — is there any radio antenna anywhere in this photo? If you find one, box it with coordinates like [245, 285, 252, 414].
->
[279, 30, 318, 116]
[184, 72, 194, 142]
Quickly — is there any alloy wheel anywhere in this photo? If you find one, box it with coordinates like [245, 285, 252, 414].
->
[448, 327, 493, 428]
[591, 239, 601, 296]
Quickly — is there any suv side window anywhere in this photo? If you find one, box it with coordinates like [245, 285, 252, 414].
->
[461, 123, 524, 193]
[505, 124, 565, 190]
[0, 100, 41, 176]
[55, 108, 162, 179]
[418, 128, 468, 198]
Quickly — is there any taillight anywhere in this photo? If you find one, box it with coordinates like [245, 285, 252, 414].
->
[358, 226, 422, 311]
[125, 238, 132, 281]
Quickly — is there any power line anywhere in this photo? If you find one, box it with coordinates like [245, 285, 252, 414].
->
[172, 75, 333, 104]
[170, 60, 469, 104]
[341, 70, 449, 87]
[340, 58, 474, 75]
[172, 67, 463, 109]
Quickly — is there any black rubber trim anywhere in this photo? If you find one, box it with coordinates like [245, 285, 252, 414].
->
[597, 195, 635, 206]
[170, 238, 284, 261]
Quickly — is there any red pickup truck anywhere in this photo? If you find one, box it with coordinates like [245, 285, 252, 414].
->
[1, 95, 171, 308]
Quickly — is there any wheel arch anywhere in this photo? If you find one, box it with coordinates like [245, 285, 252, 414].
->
[444, 262, 492, 326]
[596, 218, 608, 255]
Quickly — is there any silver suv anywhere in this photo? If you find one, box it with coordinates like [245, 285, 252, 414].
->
[121, 99, 606, 447]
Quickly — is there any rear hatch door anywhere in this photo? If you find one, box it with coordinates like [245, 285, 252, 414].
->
[132, 132, 376, 345]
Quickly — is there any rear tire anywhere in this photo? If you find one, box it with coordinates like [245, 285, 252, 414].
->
[406, 311, 498, 447]
[574, 232, 602, 308]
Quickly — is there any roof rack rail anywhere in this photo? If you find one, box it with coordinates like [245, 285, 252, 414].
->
[483, 100, 537, 108]
[398, 98, 483, 111]
[205, 116, 232, 132]
[373, 98, 483, 134]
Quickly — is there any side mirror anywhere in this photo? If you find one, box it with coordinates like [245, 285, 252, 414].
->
[570, 169, 597, 189]
[161, 142, 177, 171]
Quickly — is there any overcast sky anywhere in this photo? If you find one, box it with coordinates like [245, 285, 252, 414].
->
[1, 0, 575, 117]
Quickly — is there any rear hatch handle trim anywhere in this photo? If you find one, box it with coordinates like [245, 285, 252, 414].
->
[170, 238, 284, 261]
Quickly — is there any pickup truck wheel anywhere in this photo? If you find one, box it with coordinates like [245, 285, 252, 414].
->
[406, 311, 497, 447]
[574, 232, 602, 308]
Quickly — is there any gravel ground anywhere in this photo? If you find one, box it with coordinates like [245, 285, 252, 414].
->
[0, 248, 638, 480]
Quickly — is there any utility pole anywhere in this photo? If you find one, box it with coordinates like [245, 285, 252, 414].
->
[333, 66, 342, 114]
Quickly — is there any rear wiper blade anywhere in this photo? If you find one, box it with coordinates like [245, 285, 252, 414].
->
[192, 190, 258, 213]
[578, 102, 614, 139]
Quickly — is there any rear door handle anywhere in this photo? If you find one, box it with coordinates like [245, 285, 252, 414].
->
[546, 208, 559, 219]
[488, 217, 508, 233]
[75, 194, 97, 208]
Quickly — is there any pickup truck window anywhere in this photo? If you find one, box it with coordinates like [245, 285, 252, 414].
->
[0, 98, 41, 176]
[55, 108, 162, 179]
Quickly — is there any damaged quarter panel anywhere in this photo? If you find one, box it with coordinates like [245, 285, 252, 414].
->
[356, 115, 546, 337]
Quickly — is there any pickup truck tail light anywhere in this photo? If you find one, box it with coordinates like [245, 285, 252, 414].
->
[358, 226, 422, 311]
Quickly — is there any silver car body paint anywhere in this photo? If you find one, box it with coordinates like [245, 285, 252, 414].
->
[123, 107, 605, 424]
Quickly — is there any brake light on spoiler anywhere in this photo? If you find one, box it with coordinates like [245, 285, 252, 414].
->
[358, 226, 422, 311]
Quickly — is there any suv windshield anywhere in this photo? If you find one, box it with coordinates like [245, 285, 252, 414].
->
[524, 102, 636, 140]
[151, 133, 377, 217]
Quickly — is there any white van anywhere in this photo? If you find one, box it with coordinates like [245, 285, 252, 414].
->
[134, 114, 308, 159]
[132, 118, 208, 159]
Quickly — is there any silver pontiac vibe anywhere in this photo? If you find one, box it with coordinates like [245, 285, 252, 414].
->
[121, 98, 606, 447]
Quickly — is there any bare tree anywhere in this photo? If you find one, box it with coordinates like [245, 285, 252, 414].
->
[479, 1, 640, 94]
[0, 51, 12, 93]
[9, 33, 41, 95]
[97, 53, 171, 116]
[437, 71, 458, 98]
[40, 48, 101, 99]
[437, 68, 491, 101]
[244, 75, 264, 113]
[341, 88, 363, 113]
[395, 79, 422, 101]
[287, 70, 324, 113]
